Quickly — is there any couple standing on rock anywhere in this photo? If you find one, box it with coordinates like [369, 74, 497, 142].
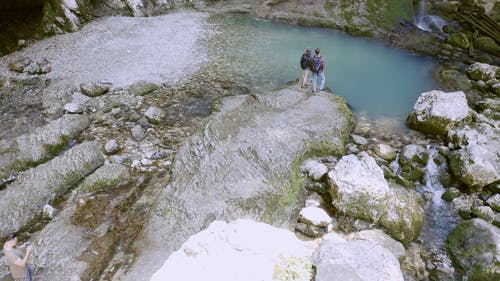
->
[300, 48, 326, 94]
[3, 234, 34, 281]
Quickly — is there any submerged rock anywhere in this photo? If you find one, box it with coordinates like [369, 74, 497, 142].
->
[0, 141, 104, 237]
[447, 218, 500, 279]
[406, 90, 471, 136]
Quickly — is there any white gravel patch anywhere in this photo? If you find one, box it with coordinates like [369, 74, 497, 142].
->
[0, 11, 208, 88]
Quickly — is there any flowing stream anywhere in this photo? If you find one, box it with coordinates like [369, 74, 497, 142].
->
[418, 146, 459, 279]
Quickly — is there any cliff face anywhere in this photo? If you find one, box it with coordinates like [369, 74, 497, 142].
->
[193, 0, 415, 37]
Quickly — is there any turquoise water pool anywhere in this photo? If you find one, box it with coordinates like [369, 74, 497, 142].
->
[207, 15, 439, 120]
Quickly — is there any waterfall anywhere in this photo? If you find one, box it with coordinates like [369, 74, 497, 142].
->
[415, 0, 448, 34]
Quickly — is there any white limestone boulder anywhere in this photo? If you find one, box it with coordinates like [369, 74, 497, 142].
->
[150, 219, 314, 281]
[406, 90, 471, 136]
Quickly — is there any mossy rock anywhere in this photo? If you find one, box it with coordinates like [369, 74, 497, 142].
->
[442, 187, 462, 202]
[447, 219, 500, 279]
[474, 36, 500, 57]
[379, 186, 425, 246]
[79, 163, 130, 194]
[129, 81, 159, 96]
[446, 33, 470, 49]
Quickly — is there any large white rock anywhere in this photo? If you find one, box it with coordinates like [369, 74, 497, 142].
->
[406, 90, 471, 136]
[467, 62, 499, 81]
[327, 152, 390, 222]
[312, 239, 404, 281]
[150, 219, 314, 281]
[447, 123, 500, 189]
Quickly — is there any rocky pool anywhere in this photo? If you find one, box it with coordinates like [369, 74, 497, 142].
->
[204, 14, 439, 120]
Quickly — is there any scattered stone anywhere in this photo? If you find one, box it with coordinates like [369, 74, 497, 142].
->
[351, 134, 368, 146]
[42, 204, 56, 220]
[131, 125, 147, 141]
[64, 102, 84, 114]
[104, 139, 121, 154]
[144, 106, 166, 125]
[312, 239, 404, 281]
[300, 159, 328, 181]
[129, 81, 159, 95]
[472, 206, 496, 223]
[374, 143, 396, 161]
[140, 158, 153, 166]
[305, 199, 320, 207]
[486, 194, 500, 212]
[295, 222, 327, 238]
[18, 40, 27, 48]
[406, 90, 471, 136]
[131, 160, 141, 168]
[80, 81, 111, 97]
[447, 218, 500, 278]
[298, 206, 331, 227]
[8, 58, 52, 74]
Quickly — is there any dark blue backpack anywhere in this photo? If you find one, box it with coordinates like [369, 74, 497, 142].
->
[300, 54, 311, 69]
[310, 56, 322, 73]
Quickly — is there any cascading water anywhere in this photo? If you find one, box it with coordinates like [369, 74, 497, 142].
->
[415, 0, 448, 34]
[418, 145, 459, 279]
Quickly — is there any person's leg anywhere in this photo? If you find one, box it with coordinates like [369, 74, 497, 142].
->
[312, 72, 317, 92]
[301, 69, 307, 87]
[319, 72, 325, 91]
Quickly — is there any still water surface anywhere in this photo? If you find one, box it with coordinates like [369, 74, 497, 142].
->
[207, 15, 439, 120]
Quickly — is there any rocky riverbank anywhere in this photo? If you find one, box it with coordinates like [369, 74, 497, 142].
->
[0, 1, 499, 281]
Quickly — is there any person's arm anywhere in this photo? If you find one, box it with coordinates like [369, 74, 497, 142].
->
[14, 246, 32, 267]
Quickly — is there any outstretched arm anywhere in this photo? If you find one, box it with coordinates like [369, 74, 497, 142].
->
[14, 246, 32, 267]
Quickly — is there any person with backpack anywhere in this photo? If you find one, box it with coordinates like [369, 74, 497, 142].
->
[299, 48, 312, 88]
[309, 48, 325, 94]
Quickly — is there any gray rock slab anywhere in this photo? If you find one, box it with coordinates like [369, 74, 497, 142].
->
[0, 141, 104, 237]
[0, 114, 89, 179]
[125, 84, 355, 281]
